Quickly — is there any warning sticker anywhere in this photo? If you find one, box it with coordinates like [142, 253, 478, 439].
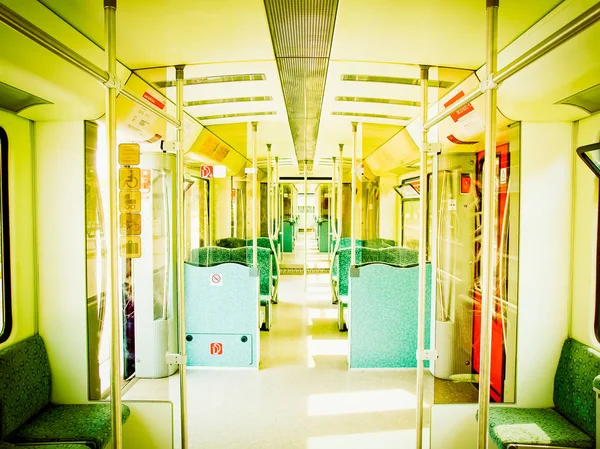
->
[210, 273, 222, 286]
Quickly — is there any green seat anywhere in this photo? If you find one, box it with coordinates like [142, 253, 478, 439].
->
[485, 338, 599, 449]
[190, 246, 231, 266]
[488, 408, 594, 449]
[0, 444, 89, 449]
[0, 336, 130, 449]
[9, 404, 130, 449]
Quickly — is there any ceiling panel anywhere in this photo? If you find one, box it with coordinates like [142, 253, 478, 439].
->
[331, 0, 564, 69]
[38, 0, 275, 68]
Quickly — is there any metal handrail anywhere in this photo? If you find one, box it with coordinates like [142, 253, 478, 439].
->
[424, 2, 600, 131]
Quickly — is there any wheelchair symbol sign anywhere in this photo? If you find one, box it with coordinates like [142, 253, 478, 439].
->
[119, 167, 141, 191]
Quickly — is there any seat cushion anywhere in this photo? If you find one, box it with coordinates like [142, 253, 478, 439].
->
[553, 338, 600, 437]
[488, 407, 594, 449]
[260, 296, 270, 307]
[9, 404, 130, 449]
[0, 335, 51, 439]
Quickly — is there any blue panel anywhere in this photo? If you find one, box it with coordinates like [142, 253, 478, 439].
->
[349, 263, 432, 369]
[186, 333, 254, 367]
[184, 262, 259, 367]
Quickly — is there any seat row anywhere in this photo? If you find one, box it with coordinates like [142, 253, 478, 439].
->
[0, 336, 130, 449]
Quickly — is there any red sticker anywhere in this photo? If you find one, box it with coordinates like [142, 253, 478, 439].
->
[210, 342, 223, 356]
[444, 91, 475, 122]
[200, 166, 214, 179]
[142, 91, 166, 110]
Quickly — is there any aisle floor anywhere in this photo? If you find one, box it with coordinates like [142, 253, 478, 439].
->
[125, 245, 432, 448]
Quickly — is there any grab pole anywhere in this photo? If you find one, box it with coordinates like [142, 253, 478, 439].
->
[252, 122, 258, 267]
[104, 2, 122, 448]
[415, 65, 429, 449]
[350, 123, 357, 266]
[477, 2, 499, 448]
[175, 65, 189, 449]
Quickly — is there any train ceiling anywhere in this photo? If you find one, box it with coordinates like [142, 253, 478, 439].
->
[20, 0, 592, 176]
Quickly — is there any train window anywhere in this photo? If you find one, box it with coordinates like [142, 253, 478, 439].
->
[576, 143, 600, 341]
[0, 127, 12, 343]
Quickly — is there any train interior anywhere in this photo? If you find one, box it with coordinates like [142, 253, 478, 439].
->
[0, 0, 599, 448]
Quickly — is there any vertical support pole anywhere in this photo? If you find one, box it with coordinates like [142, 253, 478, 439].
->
[331, 156, 337, 249]
[267, 144, 272, 238]
[175, 65, 189, 449]
[104, 2, 122, 448]
[416, 65, 429, 449]
[351, 123, 358, 265]
[252, 122, 258, 267]
[430, 151, 439, 376]
[338, 145, 343, 238]
[304, 160, 308, 290]
[478, 2, 499, 448]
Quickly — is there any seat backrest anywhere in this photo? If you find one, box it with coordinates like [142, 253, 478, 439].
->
[230, 247, 272, 296]
[190, 246, 231, 266]
[0, 335, 51, 438]
[215, 237, 246, 248]
[553, 338, 600, 437]
[337, 247, 362, 297]
[379, 247, 419, 266]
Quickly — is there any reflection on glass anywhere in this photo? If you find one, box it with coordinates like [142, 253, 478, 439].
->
[85, 121, 110, 399]
[402, 200, 420, 251]
[433, 141, 520, 404]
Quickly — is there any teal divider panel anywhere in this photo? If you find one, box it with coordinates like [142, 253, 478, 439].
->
[348, 263, 432, 368]
[282, 221, 294, 252]
[190, 246, 231, 266]
[184, 262, 259, 368]
[318, 220, 330, 252]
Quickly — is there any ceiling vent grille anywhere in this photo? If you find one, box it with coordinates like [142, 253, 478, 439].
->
[264, 0, 339, 162]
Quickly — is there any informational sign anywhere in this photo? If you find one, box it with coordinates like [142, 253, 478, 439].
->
[200, 165, 214, 179]
[210, 273, 223, 286]
[120, 213, 141, 236]
[444, 90, 475, 122]
[447, 199, 457, 211]
[118, 143, 141, 166]
[120, 236, 142, 258]
[209, 342, 223, 356]
[119, 191, 142, 213]
[119, 167, 141, 190]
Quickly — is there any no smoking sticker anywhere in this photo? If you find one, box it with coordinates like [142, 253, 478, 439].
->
[210, 273, 222, 287]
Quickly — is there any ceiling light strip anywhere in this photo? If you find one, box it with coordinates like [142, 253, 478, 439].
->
[156, 73, 266, 88]
[335, 96, 420, 107]
[197, 111, 277, 121]
[184, 96, 273, 107]
[332, 111, 412, 121]
[342, 74, 454, 88]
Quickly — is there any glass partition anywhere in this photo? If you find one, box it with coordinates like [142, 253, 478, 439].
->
[432, 128, 520, 404]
